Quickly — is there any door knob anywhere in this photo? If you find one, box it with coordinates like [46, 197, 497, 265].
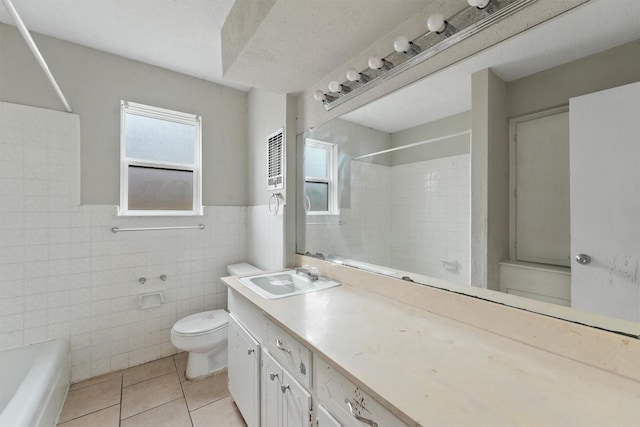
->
[575, 254, 591, 265]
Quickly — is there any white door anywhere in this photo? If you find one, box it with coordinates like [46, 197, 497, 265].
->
[228, 314, 260, 427]
[281, 369, 312, 427]
[514, 110, 570, 266]
[569, 82, 640, 322]
[261, 351, 282, 427]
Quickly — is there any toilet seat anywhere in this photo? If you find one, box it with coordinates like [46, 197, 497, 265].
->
[172, 309, 228, 337]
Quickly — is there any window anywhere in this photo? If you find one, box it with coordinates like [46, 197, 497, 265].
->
[304, 139, 338, 215]
[120, 101, 202, 216]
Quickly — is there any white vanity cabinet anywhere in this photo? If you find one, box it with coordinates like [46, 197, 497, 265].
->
[315, 356, 409, 427]
[261, 350, 312, 427]
[316, 405, 342, 427]
[227, 286, 410, 427]
[228, 314, 260, 427]
[265, 319, 312, 388]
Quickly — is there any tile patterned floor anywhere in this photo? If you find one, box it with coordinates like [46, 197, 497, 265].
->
[57, 353, 247, 427]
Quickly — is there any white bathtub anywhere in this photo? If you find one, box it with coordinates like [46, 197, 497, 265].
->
[0, 339, 70, 427]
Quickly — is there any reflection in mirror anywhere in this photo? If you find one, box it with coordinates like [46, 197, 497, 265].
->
[296, 0, 640, 336]
[298, 113, 471, 285]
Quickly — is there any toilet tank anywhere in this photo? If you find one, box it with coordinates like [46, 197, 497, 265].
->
[227, 263, 262, 276]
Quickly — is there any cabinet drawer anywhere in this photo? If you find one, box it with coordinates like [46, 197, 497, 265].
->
[316, 356, 409, 427]
[228, 288, 266, 341]
[265, 320, 312, 389]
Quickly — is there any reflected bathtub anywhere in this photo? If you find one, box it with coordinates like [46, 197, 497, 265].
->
[0, 339, 70, 427]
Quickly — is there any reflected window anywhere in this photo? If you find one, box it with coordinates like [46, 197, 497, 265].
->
[120, 101, 202, 216]
[304, 139, 338, 215]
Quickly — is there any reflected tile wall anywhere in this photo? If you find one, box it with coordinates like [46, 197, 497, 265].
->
[390, 154, 470, 285]
[0, 102, 247, 382]
[304, 155, 470, 285]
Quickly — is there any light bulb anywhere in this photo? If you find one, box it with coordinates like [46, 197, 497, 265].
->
[468, 0, 491, 7]
[393, 36, 411, 53]
[427, 13, 446, 33]
[313, 90, 326, 102]
[346, 68, 370, 83]
[368, 55, 383, 70]
[328, 80, 341, 93]
[346, 68, 360, 82]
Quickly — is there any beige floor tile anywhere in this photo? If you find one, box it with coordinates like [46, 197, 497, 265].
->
[57, 404, 120, 427]
[123, 356, 176, 387]
[174, 351, 188, 360]
[121, 372, 183, 419]
[182, 370, 230, 411]
[191, 396, 246, 427]
[59, 377, 122, 423]
[174, 354, 188, 382]
[70, 371, 123, 391]
[121, 398, 191, 427]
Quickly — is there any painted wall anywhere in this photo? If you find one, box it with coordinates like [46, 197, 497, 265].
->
[0, 23, 248, 206]
[245, 88, 288, 270]
[0, 102, 247, 382]
[390, 111, 471, 165]
[507, 39, 640, 118]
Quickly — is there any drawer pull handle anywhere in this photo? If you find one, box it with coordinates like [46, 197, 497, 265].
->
[275, 338, 292, 355]
[345, 399, 378, 427]
[281, 384, 290, 394]
[247, 348, 255, 355]
[270, 372, 278, 381]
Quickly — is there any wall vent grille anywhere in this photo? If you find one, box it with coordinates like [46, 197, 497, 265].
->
[267, 128, 284, 190]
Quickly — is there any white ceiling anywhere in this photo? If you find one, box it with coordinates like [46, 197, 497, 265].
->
[0, 0, 249, 90]
[0, 0, 429, 93]
[219, 0, 430, 93]
[341, 0, 640, 133]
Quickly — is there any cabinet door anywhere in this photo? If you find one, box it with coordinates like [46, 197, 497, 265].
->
[317, 405, 342, 427]
[228, 314, 260, 427]
[281, 368, 312, 427]
[261, 351, 282, 427]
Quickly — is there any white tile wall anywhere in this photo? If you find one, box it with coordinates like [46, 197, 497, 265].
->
[0, 102, 247, 382]
[304, 156, 470, 285]
[390, 154, 471, 285]
[304, 161, 391, 266]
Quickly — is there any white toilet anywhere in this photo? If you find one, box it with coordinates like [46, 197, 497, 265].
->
[170, 262, 262, 379]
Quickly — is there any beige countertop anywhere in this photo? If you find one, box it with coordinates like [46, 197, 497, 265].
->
[222, 273, 640, 427]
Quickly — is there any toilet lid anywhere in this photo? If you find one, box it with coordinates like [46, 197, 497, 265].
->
[173, 310, 228, 335]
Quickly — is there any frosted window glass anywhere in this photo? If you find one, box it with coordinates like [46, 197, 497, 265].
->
[128, 166, 193, 210]
[126, 114, 195, 164]
[305, 146, 328, 178]
[305, 182, 329, 212]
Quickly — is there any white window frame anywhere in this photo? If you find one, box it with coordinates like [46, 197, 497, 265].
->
[119, 100, 202, 216]
[304, 139, 339, 216]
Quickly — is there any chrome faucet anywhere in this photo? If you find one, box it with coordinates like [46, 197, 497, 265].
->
[295, 266, 319, 281]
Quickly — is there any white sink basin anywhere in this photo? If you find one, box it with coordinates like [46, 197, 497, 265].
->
[238, 270, 341, 299]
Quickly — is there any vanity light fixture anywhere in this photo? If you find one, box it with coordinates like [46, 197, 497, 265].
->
[427, 13, 456, 37]
[313, 90, 336, 103]
[314, 0, 539, 110]
[368, 55, 393, 71]
[346, 68, 371, 83]
[328, 80, 351, 94]
[468, 0, 498, 15]
[394, 36, 421, 55]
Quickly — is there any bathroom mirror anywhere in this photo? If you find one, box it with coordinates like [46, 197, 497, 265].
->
[296, 0, 640, 337]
